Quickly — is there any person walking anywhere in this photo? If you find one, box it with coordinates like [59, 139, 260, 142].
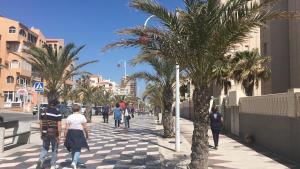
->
[36, 99, 62, 169]
[128, 102, 135, 118]
[103, 104, 110, 123]
[124, 104, 131, 128]
[113, 103, 122, 128]
[64, 104, 89, 169]
[209, 106, 223, 150]
[119, 100, 126, 124]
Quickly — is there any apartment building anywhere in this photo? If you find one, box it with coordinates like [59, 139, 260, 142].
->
[0, 16, 64, 111]
[120, 76, 137, 97]
[89, 74, 118, 93]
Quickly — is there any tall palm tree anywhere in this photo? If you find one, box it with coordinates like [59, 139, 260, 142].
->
[60, 85, 73, 104]
[143, 83, 163, 122]
[130, 56, 176, 138]
[212, 56, 232, 95]
[104, 0, 278, 168]
[76, 75, 111, 122]
[77, 84, 99, 122]
[231, 48, 271, 96]
[23, 43, 97, 103]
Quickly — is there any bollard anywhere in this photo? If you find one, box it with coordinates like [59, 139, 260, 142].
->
[0, 127, 5, 153]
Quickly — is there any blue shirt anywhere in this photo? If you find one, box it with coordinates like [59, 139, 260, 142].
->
[113, 107, 122, 120]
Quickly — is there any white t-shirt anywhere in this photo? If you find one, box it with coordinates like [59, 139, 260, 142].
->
[125, 109, 129, 116]
[66, 113, 87, 130]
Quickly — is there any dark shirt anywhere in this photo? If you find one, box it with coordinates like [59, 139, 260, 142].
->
[103, 105, 110, 115]
[209, 112, 222, 130]
[41, 107, 62, 136]
[128, 106, 135, 114]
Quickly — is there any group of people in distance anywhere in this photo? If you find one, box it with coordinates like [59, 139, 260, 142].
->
[112, 101, 135, 128]
[36, 99, 135, 169]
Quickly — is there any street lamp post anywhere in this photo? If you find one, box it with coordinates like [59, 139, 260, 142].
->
[175, 63, 180, 152]
[144, 15, 181, 152]
[118, 59, 127, 78]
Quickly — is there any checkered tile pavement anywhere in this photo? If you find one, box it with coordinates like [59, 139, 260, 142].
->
[0, 116, 161, 169]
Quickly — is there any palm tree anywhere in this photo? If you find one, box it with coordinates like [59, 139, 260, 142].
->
[231, 48, 271, 96]
[143, 83, 163, 122]
[23, 43, 97, 103]
[104, 0, 278, 168]
[60, 85, 73, 104]
[130, 56, 176, 138]
[212, 56, 232, 95]
[75, 75, 111, 122]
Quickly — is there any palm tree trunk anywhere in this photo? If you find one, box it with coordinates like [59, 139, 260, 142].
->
[162, 108, 174, 137]
[47, 90, 60, 104]
[85, 103, 92, 123]
[162, 86, 175, 138]
[189, 85, 210, 169]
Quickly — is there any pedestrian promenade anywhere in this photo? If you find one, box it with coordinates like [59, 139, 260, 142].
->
[0, 116, 161, 169]
[180, 118, 300, 169]
[1, 115, 299, 169]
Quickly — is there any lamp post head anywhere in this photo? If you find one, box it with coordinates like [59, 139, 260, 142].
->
[144, 15, 155, 29]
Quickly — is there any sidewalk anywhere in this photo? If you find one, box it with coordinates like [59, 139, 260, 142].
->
[0, 116, 161, 169]
[179, 118, 300, 169]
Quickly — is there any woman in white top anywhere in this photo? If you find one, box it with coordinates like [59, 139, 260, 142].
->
[64, 104, 89, 169]
[124, 104, 131, 128]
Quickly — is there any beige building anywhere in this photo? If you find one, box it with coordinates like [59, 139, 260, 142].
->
[89, 74, 118, 93]
[0, 16, 64, 111]
[120, 76, 137, 97]
[261, 0, 300, 94]
[212, 0, 300, 105]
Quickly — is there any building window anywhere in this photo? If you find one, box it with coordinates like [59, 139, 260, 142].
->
[59, 46, 62, 50]
[17, 76, 27, 86]
[9, 26, 16, 33]
[6, 42, 20, 52]
[4, 91, 14, 102]
[10, 60, 19, 69]
[7, 76, 14, 83]
[54, 44, 57, 50]
[27, 33, 37, 44]
[19, 29, 26, 37]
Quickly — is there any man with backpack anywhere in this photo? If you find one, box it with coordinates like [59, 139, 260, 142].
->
[36, 99, 62, 169]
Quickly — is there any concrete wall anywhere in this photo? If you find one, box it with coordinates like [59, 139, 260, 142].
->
[239, 113, 300, 164]
[221, 89, 300, 164]
[180, 100, 194, 120]
[224, 106, 240, 136]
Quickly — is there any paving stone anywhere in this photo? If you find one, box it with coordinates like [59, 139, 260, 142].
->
[0, 116, 161, 169]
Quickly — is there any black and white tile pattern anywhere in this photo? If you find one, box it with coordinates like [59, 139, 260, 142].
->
[0, 116, 161, 169]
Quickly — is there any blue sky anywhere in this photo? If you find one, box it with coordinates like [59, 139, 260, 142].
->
[1, 0, 183, 97]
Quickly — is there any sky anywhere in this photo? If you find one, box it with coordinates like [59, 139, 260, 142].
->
[1, 0, 183, 97]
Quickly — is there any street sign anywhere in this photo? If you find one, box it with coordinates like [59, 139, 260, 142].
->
[34, 82, 44, 92]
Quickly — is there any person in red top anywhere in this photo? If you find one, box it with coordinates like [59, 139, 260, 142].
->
[119, 100, 126, 124]
[119, 100, 126, 110]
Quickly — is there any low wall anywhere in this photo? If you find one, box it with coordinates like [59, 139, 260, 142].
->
[239, 113, 300, 164]
[223, 106, 239, 135]
[239, 89, 300, 117]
